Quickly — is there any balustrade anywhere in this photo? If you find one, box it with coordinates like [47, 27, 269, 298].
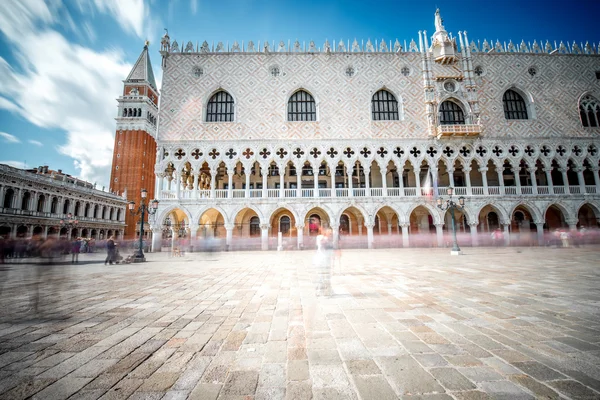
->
[156, 183, 600, 201]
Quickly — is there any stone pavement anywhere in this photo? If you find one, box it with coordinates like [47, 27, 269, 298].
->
[0, 246, 600, 400]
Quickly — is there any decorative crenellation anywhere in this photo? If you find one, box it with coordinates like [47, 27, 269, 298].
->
[155, 139, 600, 174]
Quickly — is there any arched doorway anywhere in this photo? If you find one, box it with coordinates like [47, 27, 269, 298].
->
[16, 225, 28, 238]
[32, 226, 43, 237]
[0, 225, 11, 238]
[233, 207, 263, 250]
[338, 206, 367, 248]
[545, 205, 567, 230]
[308, 214, 321, 235]
[511, 205, 536, 246]
[47, 227, 58, 237]
[409, 206, 436, 247]
[374, 206, 401, 248]
[577, 204, 599, 228]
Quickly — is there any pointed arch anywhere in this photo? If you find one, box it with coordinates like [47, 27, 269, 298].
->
[288, 89, 316, 121]
[503, 89, 528, 119]
[578, 93, 600, 128]
[206, 89, 235, 122]
[371, 89, 399, 121]
[438, 98, 466, 125]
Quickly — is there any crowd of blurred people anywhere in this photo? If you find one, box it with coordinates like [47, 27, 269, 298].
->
[0, 236, 144, 264]
[1, 226, 599, 263]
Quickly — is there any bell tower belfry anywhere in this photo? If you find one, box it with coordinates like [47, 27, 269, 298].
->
[110, 42, 159, 239]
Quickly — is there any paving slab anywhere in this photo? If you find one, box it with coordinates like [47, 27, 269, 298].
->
[0, 248, 599, 399]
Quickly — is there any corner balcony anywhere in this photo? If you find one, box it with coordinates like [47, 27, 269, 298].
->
[158, 185, 598, 201]
[436, 124, 481, 139]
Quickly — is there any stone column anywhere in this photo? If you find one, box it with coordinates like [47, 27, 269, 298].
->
[435, 223, 444, 247]
[414, 167, 421, 196]
[175, 172, 181, 199]
[210, 169, 216, 199]
[151, 227, 162, 252]
[496, 165, 505, 193]
[330, 168, 336, 197]
[227, 172, 233, 199]
[364, 165, 371, 197]
[262, 165, 268, 198]
[171, 228, 178, 249]
[313, 164, 319, 197]
[347, 164, 354, 197]
[479, 167, 488, 195]
[279, 166, 285, 198]
[245, 172, 251, 198]
[528, 167, 538, 194]
[260, 223, 270, 251]
[576, 167, 586, 194]
[560, 168, 569, 193]
[331, 224, 339, 249]
[401, 223, 410, 247]
[447, 168, 455, 188]
[43, 226, 49, 240]
[189, 223, 198, 252]
[567, 219, 578, 232]
[225, 223, 234, 250]
[535, 222, 545, 246]
[592, 167, 600, 193]
[544, 168, 554, 193]
[365, 222, 374, 249]
[513, 168, 521, 194]
[463, 167, 472, 195]
[387, 223, 393, 237]
[296, 166, 302, 197]
[358, 221, 363, 236]
[380, 167, 388, 196]
[503, 223, 510, 246]
[469, 222, 478, 246]
[296, 224, 304, 250]
[398, 168, 405, 195]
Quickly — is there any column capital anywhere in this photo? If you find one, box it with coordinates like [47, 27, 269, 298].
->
[468, 221, 479, 227]
[329, 223, 339, 230]
[364, 222, 375, 229]
[400, 223, 410, 228]
[478, 167, 488, 173]
[590, 166, 600, 172]
[533, 220, 545, 226]
[260, 223, 270, 230]
[224, 223, 235, 230]
[295, 224, 305, 229]
[434, 223, 444, 228]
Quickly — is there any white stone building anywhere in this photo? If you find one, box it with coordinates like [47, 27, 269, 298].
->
[149, 10, 600, 251]
[0, 164, 127, 239]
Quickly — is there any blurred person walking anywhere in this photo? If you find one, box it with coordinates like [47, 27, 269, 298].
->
[71, 237, 81, 263]
[105, 236, 116, 265]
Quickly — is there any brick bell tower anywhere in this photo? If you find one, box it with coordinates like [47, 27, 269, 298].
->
[110, 42, 159, 239]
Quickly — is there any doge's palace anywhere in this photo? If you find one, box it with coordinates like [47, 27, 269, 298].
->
[135, 10, 600, 251]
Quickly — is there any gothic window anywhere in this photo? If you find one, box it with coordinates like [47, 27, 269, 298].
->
[116, 209, 121, 221]
[50, 197, 58, 213]
[288, 90, 316, 121]
[249, 216, 260, 237]
[206, 90, 235, 122]
[36, 195, 45, 212]
[21, 192, 30, 210]
[503, 90, 528, 119]
[63, 199, 70, 215]
[3, 188, 14, 208]
[439, 101, 465, 125]
[74, 201, 80, 216]
[371, 90, 399, 121]
[109, 208, 114, 220]
[579, 95, 600, 127]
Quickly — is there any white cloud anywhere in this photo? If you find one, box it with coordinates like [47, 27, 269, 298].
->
[0, 132, 21, 143]
[28, 139, 43, 146]
[92, 0, 158, 40]
[0, 1, 133, 186]
[0, 160, 28, 169]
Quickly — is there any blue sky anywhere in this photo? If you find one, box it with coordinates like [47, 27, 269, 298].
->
[0, 0, 598, 187]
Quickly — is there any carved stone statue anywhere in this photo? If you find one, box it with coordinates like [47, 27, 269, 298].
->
[435, 8, 444, 32]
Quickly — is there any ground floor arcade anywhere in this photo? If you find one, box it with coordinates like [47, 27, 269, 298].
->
[149, 199, 600, 251]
